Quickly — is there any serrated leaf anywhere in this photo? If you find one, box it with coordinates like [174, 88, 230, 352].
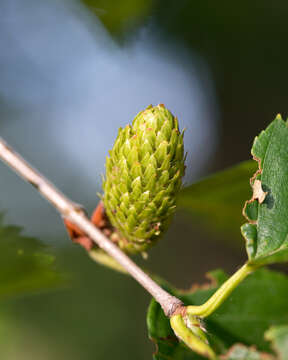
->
[265, 325, 288, 360]
[147, 269, 288, 359]
[241, 116, 288, 265]
[0, 214, 63, 299]
[177, 160, 257, 243]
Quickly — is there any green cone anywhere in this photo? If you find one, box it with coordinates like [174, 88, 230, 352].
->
[103, 104, 185, 253]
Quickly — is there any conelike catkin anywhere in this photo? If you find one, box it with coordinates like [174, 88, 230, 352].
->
[103, 104, 185, 253]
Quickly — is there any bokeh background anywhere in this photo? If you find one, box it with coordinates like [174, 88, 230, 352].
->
[0, 0, 287, 358]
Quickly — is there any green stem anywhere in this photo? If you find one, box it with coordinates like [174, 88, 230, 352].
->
[187, 262, 257, 318]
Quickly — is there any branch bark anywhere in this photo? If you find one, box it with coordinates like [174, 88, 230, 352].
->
[0, 137, 183, 317]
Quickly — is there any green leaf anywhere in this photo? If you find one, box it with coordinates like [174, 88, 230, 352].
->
[265, 325, 288, 360]
[177, 160, 257, 243]
[0, 215, 63, 299]
[241, 115, 288, 265]
[147, 268, 288, 359]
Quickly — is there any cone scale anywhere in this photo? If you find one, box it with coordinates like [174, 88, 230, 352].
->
[103, 104, 185, 254]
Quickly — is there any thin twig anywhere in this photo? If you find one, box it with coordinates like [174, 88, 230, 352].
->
[0, 138, 183, 317]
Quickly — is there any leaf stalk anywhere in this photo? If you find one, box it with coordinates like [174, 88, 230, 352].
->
[187, 262, 257, 318]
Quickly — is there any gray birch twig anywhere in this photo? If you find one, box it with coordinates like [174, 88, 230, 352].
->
[0, 138, 183, 317]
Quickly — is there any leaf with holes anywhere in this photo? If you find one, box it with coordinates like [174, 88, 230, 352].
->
[241, 115, 288, 265]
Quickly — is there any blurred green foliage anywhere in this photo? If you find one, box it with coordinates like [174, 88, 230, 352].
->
[265, 325, 288, 359]
[177, 160, 256, 243]
[5, 246, 151, 360]
[81, 0, 153, 33]
[223, 344, 273, 360]
[0, 214, 62, 299]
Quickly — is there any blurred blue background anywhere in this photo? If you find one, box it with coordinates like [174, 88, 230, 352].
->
[0, 0, 218, 239]
[0, 0, 287, 358]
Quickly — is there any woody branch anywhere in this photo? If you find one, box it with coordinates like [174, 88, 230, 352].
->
[0, 137, 183, 317]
